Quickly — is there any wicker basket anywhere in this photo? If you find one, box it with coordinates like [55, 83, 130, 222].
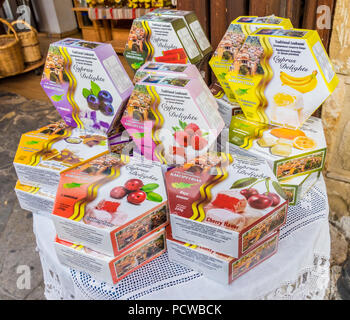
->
[0, 18, 24, 76]
[11, 20, 42, 64]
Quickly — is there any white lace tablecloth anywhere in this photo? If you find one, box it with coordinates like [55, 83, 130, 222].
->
[33, 174, 330, 300]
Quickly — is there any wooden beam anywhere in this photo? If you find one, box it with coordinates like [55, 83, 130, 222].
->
[249, 0, 281, 16]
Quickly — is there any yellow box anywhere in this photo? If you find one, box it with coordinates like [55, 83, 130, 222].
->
[209, 16, 293, 102]
[226, 28, 339, 129]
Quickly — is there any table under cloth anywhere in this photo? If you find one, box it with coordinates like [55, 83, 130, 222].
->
[32, 174, 330, 300]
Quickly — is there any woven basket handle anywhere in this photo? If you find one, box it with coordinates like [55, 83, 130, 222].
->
[10, 19, 37, 35]
[0, 18, 19, 41]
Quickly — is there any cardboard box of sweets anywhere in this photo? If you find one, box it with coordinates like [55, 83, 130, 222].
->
[228, 114, 326, 180]
[15, 181, 55, 218]
[124, 14, 205, 72]
[167, 226, 279, 285]
[41, 38, 133, 134]
[209, 82, 242, 127]
[209, 16, 293, 102]
[146, 9, 213, 58]
[52, 153, 169, 256]
[121, 73, 224, 165]
[165, 152, 288, 257]
[13, 121, 109, 192]
[55, 228, 166, 284]
[226, 28, 339, 129]
[279, 171, 321, 205]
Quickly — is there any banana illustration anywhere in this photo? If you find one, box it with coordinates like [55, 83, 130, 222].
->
[280, 70, 318, 93]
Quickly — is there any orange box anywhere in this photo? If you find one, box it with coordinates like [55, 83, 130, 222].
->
[55, 228, 166, 284]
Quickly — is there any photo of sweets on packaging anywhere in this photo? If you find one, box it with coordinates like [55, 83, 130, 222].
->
[226, 28, 339, 129]
[13, 121, 109, 193]
[145, 9, 213, 58]
[123, 14, 204, 72]
[40, 38, 133, 134]
[166, 226, 279, 285]
[52, 153, 169, 256]
[121, 74, 225, 165]
[165, 151, 288, 258]
[55, 228, 166, 285]
[209, 16, 293, 102]
[228, 114, 327, 180]
[15, 181, 55, 218]
[279, 171, 321, 206]
[209, 82, 243, 127]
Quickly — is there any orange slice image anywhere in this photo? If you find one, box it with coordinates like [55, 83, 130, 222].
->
[293, 136, 317, 150]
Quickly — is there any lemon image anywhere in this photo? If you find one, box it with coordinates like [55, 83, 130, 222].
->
[293, 136, 317, 150]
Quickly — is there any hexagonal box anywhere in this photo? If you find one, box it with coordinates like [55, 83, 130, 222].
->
[40, 38, 133, 134]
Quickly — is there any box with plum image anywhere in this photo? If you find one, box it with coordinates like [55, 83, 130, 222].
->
[52, 153, 169, 256]
[165, 151, 288, 258]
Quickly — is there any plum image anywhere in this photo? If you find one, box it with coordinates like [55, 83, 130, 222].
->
[87, 95, 100, 110]
[248, 194, 273, 210]
[98, 90, 113, 104]
[100, 103, 114, 116]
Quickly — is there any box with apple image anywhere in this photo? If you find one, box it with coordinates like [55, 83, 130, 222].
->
[167, 226, 279, 285]
[123, 14, 204, 72]
[121, 75, 224, 165]
[279, 171, 321, 206]
[15, 181, 55, 218]
[52, 153, 168, 256]
[209, 16, 293, 102]
[41, 38, 133, 134]
[165, 152, 288, 258]
[55, 228, 166, 285]
[228, 114, 326, 180]
[13, 121, 109, 193]
[209, 82, 243, 127]
[225, 28, 338, 128]
[145, 9, 213, 58]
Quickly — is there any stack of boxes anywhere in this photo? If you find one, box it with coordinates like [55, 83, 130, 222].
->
[13, 11, 337, 287]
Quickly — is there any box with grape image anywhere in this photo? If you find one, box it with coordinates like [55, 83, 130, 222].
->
[228, 114, 327, 180]
[167, 226, 279, 285]
[225, 28, 338, 128]
[123, 14, 204, 72]
[55, 228, 166, 284]
[40, 38, 133, 134]
[13, 121, 109, 193]
[209, 16, 293, 102]
[121, 74, 224, 165]
[52, 153, 168, 256]
[165, 151, 288, 258]
[15, 181, 56, 218]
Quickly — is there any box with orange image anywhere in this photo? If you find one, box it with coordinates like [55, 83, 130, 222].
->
[165, 151, 288, 258]
[52, 153, 168, 256]
[228, 115, 326, 180]
[167, 226, 279, 285]
[225, 28, 338, 129]
[13, 121, 109, 192]
[55, 228, 166, 284]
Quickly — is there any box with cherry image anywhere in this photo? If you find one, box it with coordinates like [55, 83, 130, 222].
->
[165, 151, 288, 258]
[52, 153, 169, 257]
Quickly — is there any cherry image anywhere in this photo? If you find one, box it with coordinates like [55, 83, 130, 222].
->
[248, 194, 273, 210]
[190, 135, 208, 150]
[184, 123, 201, 136]
[127, 190, 147, 205]
[124, 179, 144, 192]
[240, 188, 259, 200]
[264, 192, 280, 207]
[87, 95, 100, 110]
[174, 131, 190, 147]
[110, 186, 127, 199]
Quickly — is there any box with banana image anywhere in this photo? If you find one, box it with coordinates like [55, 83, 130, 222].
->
[228, 114, 326, 181]
[226, 28, 338, 129]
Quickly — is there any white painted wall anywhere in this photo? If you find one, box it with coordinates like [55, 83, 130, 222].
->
[32, 0, 77, 34]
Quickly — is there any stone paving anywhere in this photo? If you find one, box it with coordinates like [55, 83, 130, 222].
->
[0, 90, 349, 300]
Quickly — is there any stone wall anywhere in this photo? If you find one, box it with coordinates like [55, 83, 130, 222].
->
[322, 0, 350, 300]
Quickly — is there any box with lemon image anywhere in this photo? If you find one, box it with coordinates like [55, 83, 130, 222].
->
[228, 115, 326, 181]
[225, 28, 338, 129]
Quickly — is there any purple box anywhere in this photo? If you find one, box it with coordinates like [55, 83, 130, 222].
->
[41, 38, 134, 134]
